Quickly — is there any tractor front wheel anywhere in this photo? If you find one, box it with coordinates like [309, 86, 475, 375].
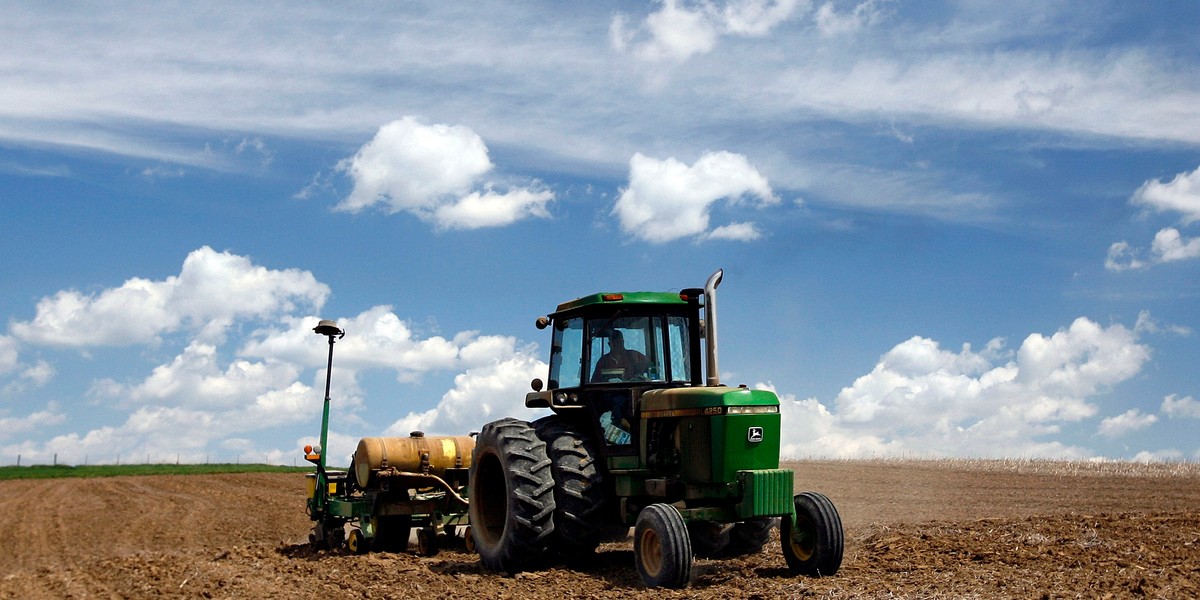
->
[782, 491, 843, 577]
[468, 418, 556, 574]
[634, 504, 693, 588]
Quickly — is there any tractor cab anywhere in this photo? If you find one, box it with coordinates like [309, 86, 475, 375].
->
[525, 289, 705, 452]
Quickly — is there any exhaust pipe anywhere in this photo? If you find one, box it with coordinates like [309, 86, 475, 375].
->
[704, 269, 723, 386]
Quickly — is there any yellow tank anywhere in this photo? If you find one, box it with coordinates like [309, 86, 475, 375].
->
[353, 432, 475, 487]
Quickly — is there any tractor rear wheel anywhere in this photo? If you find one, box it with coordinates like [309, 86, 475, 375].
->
[634, 504, 693, 588]
[468, 418, 556, 574]
[782, 491, 843, 577]
[534, 415, 610, 558]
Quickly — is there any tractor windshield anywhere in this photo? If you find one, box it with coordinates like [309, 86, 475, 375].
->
[547, 313, 692, 389]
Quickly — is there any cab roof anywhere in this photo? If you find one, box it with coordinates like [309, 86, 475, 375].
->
[553, 291, 689, 314]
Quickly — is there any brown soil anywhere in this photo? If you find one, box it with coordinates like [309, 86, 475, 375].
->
[2, 460, 1198, 599]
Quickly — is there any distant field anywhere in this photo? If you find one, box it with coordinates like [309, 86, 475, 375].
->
[0, 463, 312, 480]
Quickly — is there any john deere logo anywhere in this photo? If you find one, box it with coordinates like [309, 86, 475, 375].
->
[747, 426, 764, 443]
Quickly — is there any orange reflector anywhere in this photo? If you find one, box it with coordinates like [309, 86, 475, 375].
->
[304, 444, 313, 454]
[602, 294, 624, 301]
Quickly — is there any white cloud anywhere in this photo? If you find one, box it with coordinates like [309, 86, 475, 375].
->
[1151, 227, 1200, 263]
[385, 350, 549, 437]
[0, 336, 17, 375]
[723, 0, 808, 36]
[613, 151, 778, 243]
[1133, 310, 1192, 337]
[96, 341, 305, 411]
[1109, 165, 1200, 270]
[612, 0, 803, 62]
[1161, 394, 1200, 419]
[1105, 241, 1146, 271]
[706, 221, 763, 241]
[0, 406, 66, 441]
[9, 246, 329, 347]
[239, 307, 489, 381]
[770, 317, 1151, 459]
[641, 0, 720, 62]
[1132, 449, 1184, 463]
[1132, 164, 1200, 224]
[433, 187, 553, 230]
[1097, 409, 1157, 438]
[815, 0, 891, 37]
[335, 117, 553, 230]
[1105, 228, 1200, 271]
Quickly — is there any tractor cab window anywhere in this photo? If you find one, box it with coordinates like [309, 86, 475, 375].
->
[548, 317, 584, 389]
[588, 316, 664, 384]
[667, 315, 692, 383]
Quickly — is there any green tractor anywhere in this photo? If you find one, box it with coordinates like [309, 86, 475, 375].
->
[468, 270, 843, 587]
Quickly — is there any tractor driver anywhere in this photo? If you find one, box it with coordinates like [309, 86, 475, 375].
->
[591, 329, 650, 383]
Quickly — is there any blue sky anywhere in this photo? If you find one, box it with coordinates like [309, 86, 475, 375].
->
[2, 1, 1198, 466]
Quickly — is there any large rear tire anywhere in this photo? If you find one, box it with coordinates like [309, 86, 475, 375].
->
[468, 418, 556, 574]
[534, 415, 610, 558]
[782, 491, 843, 577]
[634, 504, 693, 588]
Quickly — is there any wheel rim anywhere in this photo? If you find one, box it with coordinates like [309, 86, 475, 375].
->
[348, 530, 362, 553]
[638, 527, 664, 577]
[789, 513, 815, 561]
[464, 526, 476, 553]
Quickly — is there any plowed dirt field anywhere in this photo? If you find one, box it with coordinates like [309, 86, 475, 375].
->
[2, 459, 1198, 599]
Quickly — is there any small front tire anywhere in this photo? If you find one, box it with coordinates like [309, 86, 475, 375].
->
[782, 491, 843, 577]
[634, 504, 693, 588]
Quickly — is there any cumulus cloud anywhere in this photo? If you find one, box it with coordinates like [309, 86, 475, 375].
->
[1108, 164, 1200, 270]
[1132, 164, 1200, 224]
[613, 151, 778, 243]
[95, 341, 305, 411]
[612, 0, 805, 62]
[385, 349, 549, 437]
[51, 300, 545, 465]
[0, 407, 66, 441]
[815, 0, 892, 37]
[773, 317, 1151, 459]
[335, 117, 553, 230]
[0, 336, 16, 375]
[9, 247, 328, 347]
[1097, 409, 1157, 438]
[1107, 228, 1200, 271]
[1150, 227, 1200, 263]
[1161, 394, 1200, 419]
[239, 306, 522, 382]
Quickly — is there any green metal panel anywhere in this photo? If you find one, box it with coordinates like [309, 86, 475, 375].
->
[554, 291, 687, 314]
[736, 469, 794, 518]
[714, 413, 781, 481]
[640, 386, 779, 413]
